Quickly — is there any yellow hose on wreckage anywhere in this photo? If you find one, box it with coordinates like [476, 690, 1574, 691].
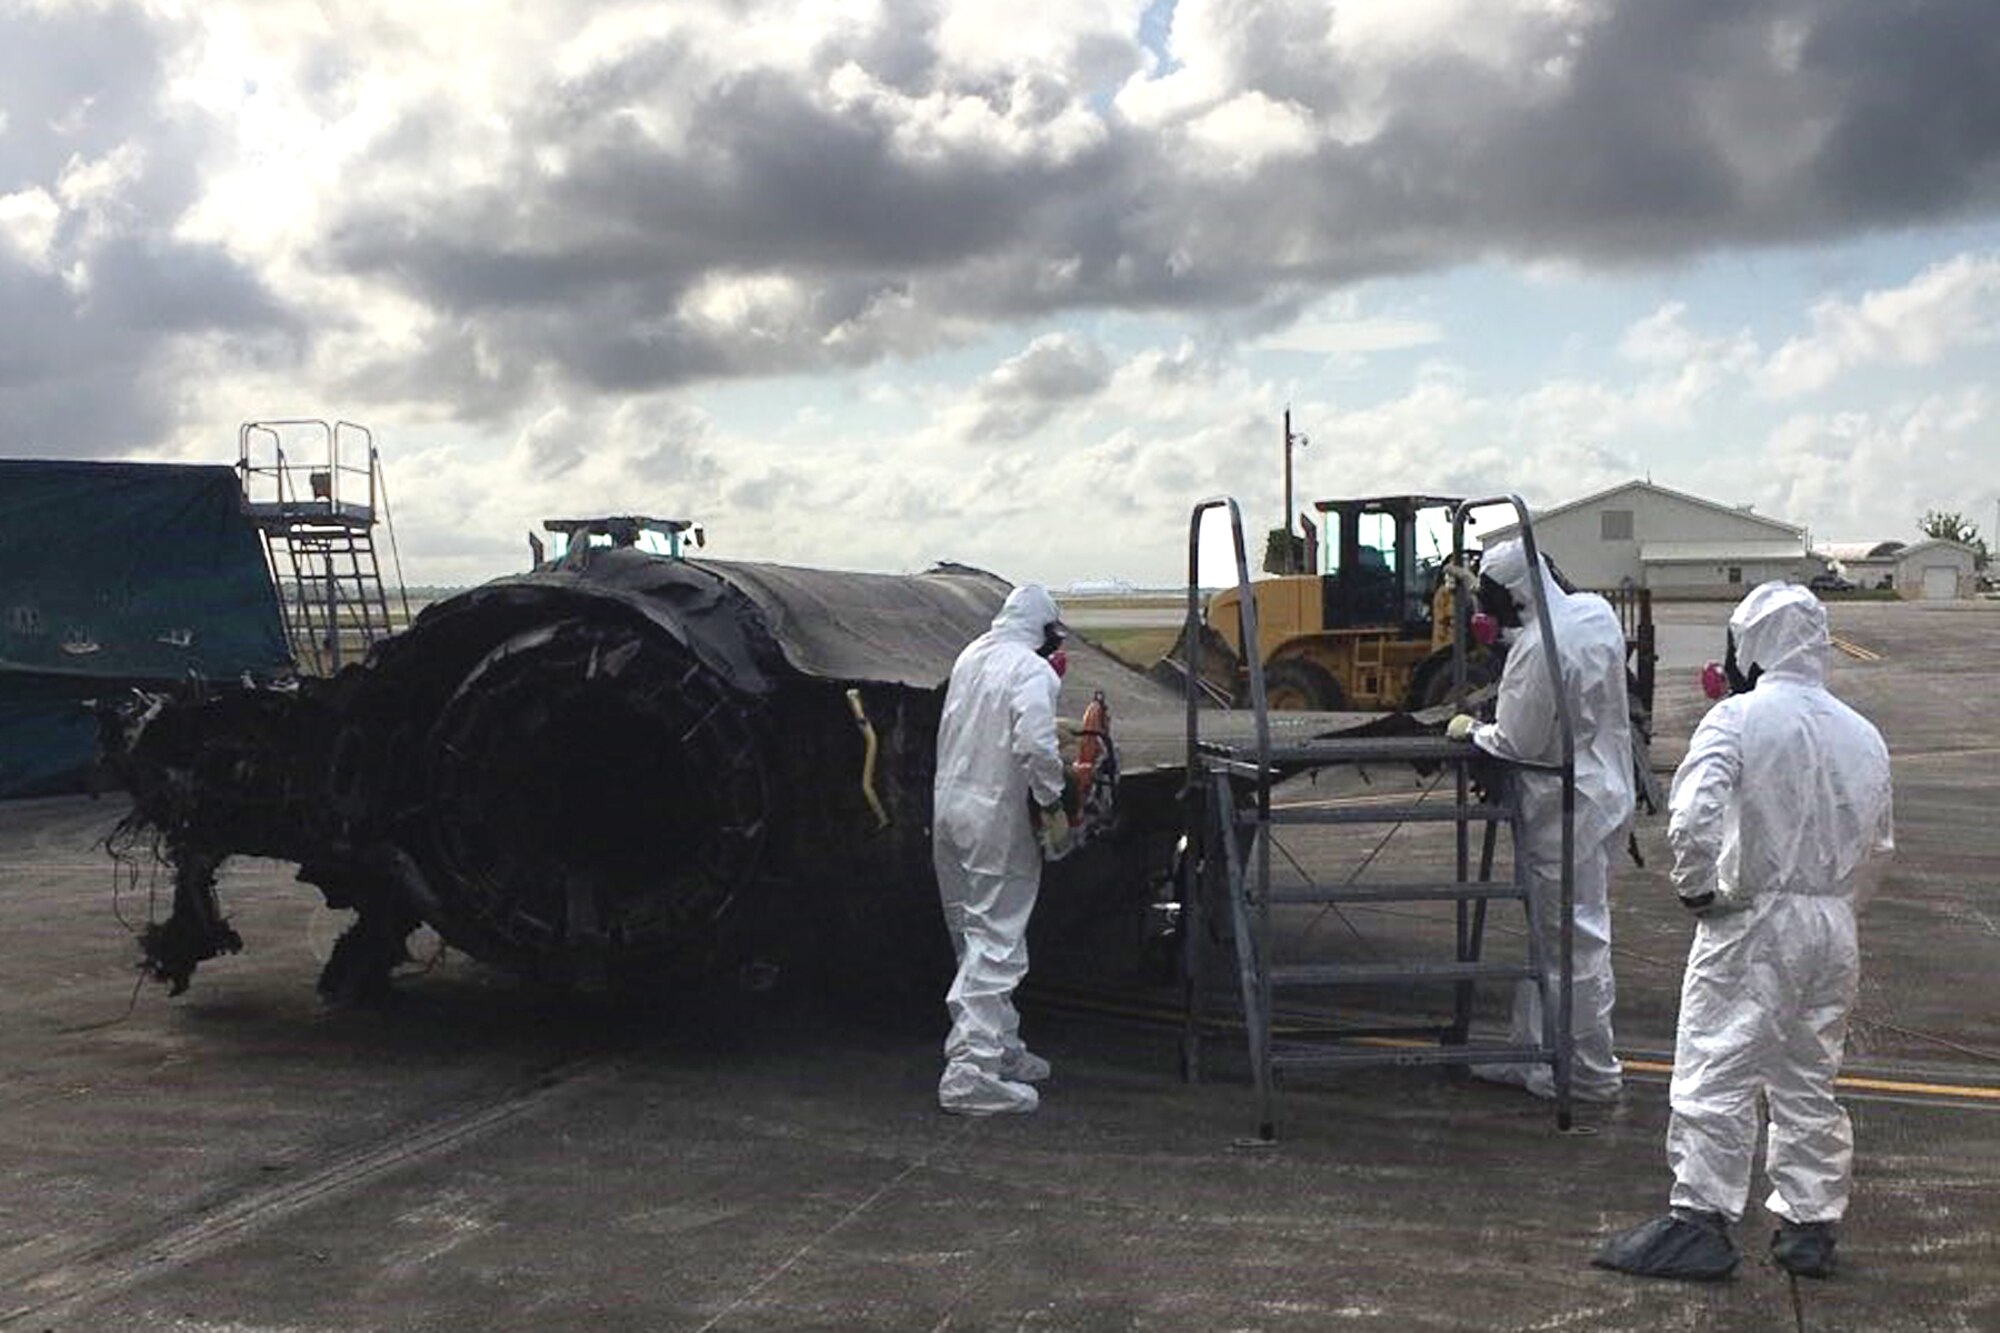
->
[844, 688, 890, 831]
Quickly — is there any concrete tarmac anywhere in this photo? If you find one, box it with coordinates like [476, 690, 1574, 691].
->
[1, 600, 1996, 1330]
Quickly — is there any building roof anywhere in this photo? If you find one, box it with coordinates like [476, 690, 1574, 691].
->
[1482, 478, 1805, 543]
[1822, 540, 1906, 561]
[1639, 538, 1810, 565]
[1893, 537, 1982, 561]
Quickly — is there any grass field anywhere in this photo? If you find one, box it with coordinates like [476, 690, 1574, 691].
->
[1077, 625, 1179, 670]
[1054, 593, 1197, 611]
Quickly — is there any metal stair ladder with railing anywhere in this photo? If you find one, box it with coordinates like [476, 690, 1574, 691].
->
[1176, 495, 1582, 1142]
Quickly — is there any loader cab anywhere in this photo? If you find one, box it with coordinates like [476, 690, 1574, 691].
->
[1310, 495, 1461, 638]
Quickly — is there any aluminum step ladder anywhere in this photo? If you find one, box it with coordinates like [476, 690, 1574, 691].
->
[1176, 495, 1582, 1141]
[265, 521, 396, 674]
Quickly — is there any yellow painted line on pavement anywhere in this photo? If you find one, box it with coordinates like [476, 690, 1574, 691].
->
[1036, 987, 2000, 1107]
[1350, 1039, 2000, 1104]
[1621, 1056, 2000, 1102]
[1831, 636, 1882, 662]
[1834, 1075, 2000, 1101]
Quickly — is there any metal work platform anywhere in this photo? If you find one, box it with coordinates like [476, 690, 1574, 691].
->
[1176, 495, 1583, 1141]
[238, 419, 410, 674]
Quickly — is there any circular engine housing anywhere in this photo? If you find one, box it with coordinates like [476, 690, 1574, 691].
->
[414, 616, 770, 984]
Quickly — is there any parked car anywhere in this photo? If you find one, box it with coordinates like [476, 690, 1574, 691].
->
[1808, 571, 1856, 593]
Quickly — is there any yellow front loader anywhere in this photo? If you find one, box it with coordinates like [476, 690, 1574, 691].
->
[1165, 495, 1498, 712]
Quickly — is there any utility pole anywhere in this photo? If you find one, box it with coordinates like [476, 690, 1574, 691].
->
[1283, 408, 1293, 545]
[1282, 409, 1309, 572]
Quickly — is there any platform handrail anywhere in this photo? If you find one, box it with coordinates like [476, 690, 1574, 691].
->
[237, 418, 377, 521]
[236, 418, 403, 673]
[1181, 497, 1275, 1106]
[1451, 493, 1579, 1129]
[1183, 497, 1270, 783]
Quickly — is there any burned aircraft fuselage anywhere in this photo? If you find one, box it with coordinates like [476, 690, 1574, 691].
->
[104, 548, 1173, 999]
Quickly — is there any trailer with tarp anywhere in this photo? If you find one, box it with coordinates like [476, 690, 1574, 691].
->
[0, 460, 292, 798]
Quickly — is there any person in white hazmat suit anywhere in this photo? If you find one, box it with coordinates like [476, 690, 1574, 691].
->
[1446, 538, 1635, 1103]
[932, 583, 1073, 1115]
[1596, 582, 1893, 1282]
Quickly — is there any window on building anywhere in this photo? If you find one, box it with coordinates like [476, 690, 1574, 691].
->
[1600, 509, 1634, 541]
[1727, 566, 1743, 584]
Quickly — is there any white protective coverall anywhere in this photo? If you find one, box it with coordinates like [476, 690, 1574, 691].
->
[1469, 539, 1635, 1101]
[1665, 582, 1893, 1224]
[932, 583, 1068, 1114]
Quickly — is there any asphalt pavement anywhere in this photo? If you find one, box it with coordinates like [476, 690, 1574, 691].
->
[1, 598, 1995, 1330]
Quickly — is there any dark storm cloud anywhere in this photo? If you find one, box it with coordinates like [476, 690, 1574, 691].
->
[305, 0, 2000, 417]
[0, 232, 297, 454]
[0, 2, 298, 456]
[320, 54, 1126, 411]
[1803, 1, 2000, 221]
[1294, 0, 2000, 264]
[8, 0, 2000, 448]
[83, 236, 292, 333]
[574, 71, 1037, 270]
[1479, 9, 1745, 235]
[0, 2, 158, 191]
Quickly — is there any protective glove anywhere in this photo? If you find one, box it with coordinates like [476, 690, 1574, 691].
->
[1446, 714, 1478, 742]
[1677, 884, 1743, 919]
[1036, 805, 1075, 861]
[1678, 890, 1720, 918]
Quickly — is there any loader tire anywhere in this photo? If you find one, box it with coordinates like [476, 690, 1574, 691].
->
[1415, 648, 1501, 710]
[1260, 658, 1347, 712]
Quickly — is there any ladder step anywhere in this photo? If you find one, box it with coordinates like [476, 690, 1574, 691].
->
[1258, 803, 1510, 826]
[1270, 960, 1535, 987]
[1200, 756, 1270, 781]
[263, 517, 393, 674]
[1269, 1043, 1550, 1071]
[1263, 737, 1480, 764]
[1265, 882, 1525, 905]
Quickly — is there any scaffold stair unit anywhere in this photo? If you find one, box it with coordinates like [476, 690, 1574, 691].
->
[238, 420, 412, 675]
[1176, 495, 1583, 1142]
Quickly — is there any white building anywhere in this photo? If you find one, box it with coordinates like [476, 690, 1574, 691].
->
[1824, 538, 1980, 598]
[1891, 538, 1980, 600]
[1480, 480, 1817, 595]
[1064, 577, 1137, 597]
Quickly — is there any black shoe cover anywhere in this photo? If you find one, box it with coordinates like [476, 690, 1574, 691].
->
[1771, 1221, 1837, 1279]
[1593, 1212, 1740, 1281]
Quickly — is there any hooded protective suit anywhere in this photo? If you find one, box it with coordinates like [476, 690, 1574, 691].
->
[1468, 539, 1635, 1101]
[932, 583, 1069, 1114]
[1664, 582, 1893, 1227]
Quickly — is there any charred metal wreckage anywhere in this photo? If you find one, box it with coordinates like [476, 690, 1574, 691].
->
[99, 538, 1186, 1004]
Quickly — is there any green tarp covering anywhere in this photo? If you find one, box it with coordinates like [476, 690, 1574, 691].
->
[0, 460, 291, 797]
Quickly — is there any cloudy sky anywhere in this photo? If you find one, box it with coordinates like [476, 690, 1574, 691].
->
[3, 0, 1998, 588]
